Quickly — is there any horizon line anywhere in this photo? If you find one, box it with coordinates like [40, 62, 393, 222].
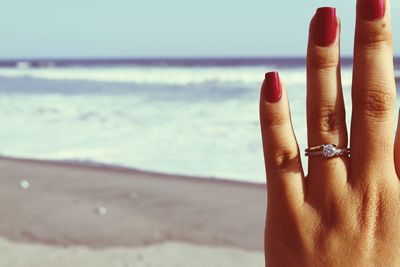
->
[1, 55, 399, 61]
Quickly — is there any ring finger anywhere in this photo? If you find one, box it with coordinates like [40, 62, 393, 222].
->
[306, 7, 348, 199]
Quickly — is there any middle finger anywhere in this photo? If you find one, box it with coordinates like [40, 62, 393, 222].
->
[306, 8, 348, 198]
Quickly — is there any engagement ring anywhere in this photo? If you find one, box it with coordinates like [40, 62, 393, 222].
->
[305, 144, 350, 158]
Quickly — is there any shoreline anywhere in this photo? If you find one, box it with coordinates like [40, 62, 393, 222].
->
[0, 156, 266, 251]
[0, 155, 265, 187]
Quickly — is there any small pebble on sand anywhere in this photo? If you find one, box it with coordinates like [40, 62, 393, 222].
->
[95, 206, 107, 215]
[19, 180, 30, 189]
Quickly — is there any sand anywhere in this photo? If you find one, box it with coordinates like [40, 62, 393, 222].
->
[0, 238, 264, 267]
[0, 157, 265, 266]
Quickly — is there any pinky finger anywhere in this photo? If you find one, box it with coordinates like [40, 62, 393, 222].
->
[260, 72, 305, 209]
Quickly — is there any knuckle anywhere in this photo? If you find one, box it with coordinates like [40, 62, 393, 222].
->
[261, 113, 289, 128]
[354, 88, 395, 120]
[268, 148, 300, 171]
[357, 23, 392, 48]
[310, 106, 345, 135]
[308, 49, 339, 70]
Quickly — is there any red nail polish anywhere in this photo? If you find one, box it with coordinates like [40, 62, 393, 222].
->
[360, 0, 385, 21]
[263, 72, 282, 103]
[314, 7, 337, 47]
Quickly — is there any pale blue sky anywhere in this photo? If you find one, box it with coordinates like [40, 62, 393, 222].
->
[0, 0, 399, 58]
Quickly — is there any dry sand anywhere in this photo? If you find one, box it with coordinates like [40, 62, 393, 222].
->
[0, 238, 263, 267]
[0, 157, 265, 266]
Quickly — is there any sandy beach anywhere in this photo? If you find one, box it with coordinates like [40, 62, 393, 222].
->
[0, 157, 265, 266]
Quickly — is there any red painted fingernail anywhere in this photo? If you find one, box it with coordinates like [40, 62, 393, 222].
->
[263, 72, 282, 103]
[314, 7, 337, 47]
[360, 0, 385, 21]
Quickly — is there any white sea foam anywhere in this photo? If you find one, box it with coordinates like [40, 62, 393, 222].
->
[0, 66, 313, 86]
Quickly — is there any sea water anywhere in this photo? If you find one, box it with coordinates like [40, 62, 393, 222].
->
[0, 58, 398, 183]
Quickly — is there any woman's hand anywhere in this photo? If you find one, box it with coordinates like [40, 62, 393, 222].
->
[260, 0, 399, 266]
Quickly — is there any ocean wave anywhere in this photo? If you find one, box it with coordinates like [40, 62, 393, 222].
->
[0, 66, 355, 87]
[0, 67, 305, 85]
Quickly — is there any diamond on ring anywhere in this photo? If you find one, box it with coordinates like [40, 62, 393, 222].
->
[322, 144, 337, 157]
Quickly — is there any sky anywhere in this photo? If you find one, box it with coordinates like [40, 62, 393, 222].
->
[0, 0, 399, 59]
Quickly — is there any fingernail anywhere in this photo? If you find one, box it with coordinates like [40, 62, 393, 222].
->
[263, 72, 282, 103]
[360, 0, 385, 21]
[314, 7, 337, 47]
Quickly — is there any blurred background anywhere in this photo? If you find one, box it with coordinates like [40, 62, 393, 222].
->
[0, 0, 399, 182]
[0, 1, 399, 266]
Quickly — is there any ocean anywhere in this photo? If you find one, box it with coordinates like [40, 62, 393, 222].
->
[0, 58, 399, 183]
